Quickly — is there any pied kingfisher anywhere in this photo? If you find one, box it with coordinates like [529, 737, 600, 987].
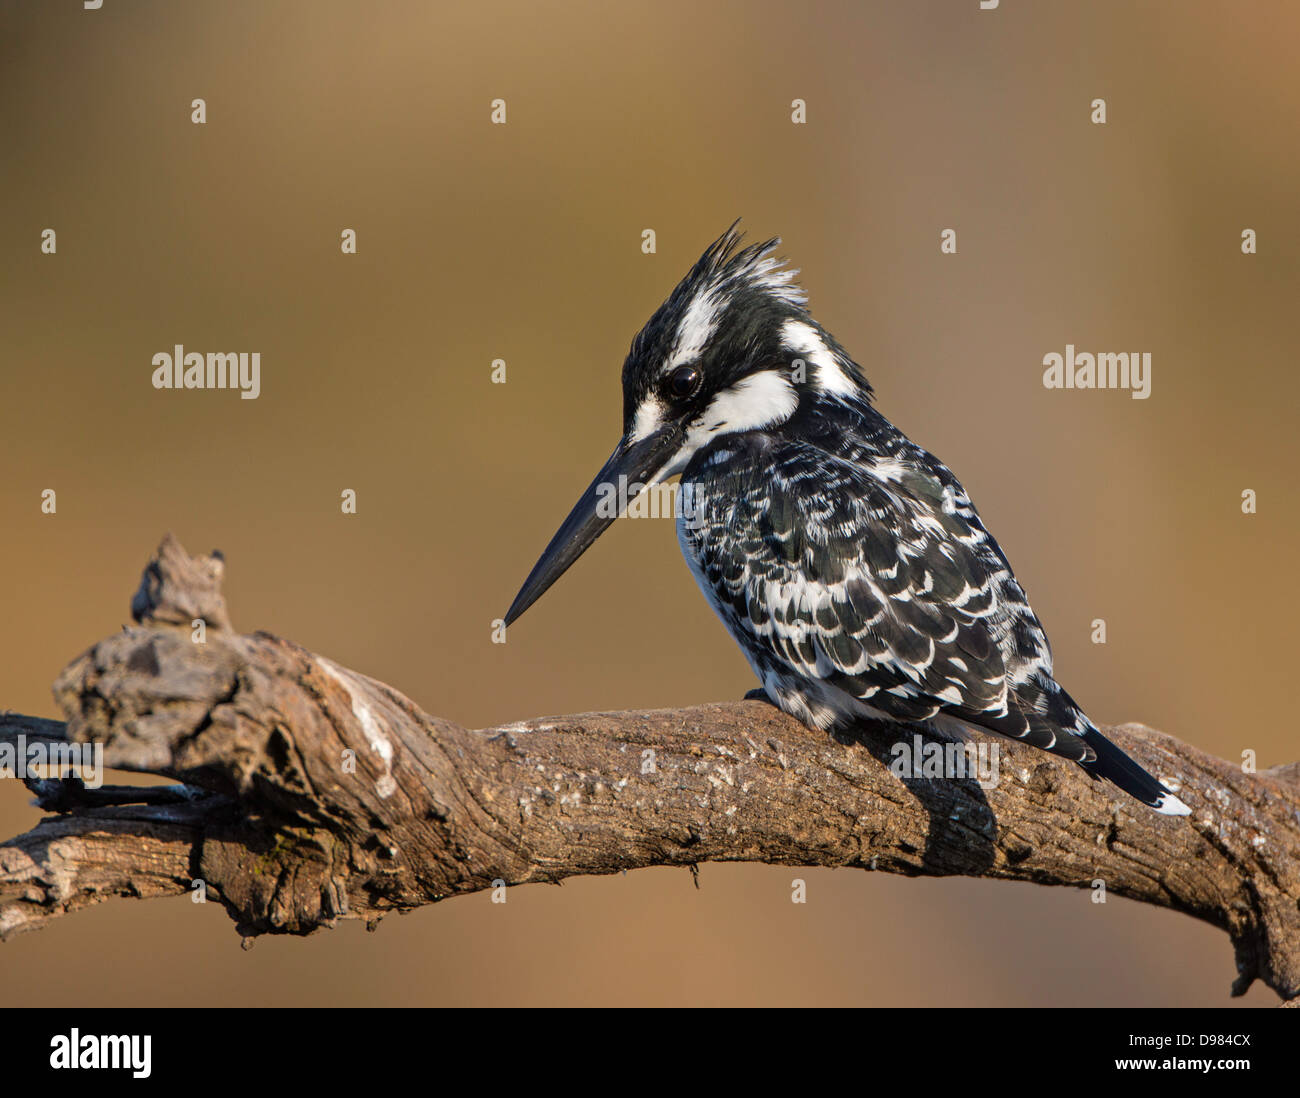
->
[505, 224, 1190, 816]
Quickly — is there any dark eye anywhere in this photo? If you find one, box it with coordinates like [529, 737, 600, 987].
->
[667, 365, 701, 400]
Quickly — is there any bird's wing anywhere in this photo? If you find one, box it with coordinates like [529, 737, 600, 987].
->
[686, 439, 1089, 759]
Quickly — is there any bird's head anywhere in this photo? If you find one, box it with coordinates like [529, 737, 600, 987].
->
[504, 222, 872, 626]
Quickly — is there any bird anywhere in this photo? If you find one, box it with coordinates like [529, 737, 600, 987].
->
[504, 223, 1190, 817]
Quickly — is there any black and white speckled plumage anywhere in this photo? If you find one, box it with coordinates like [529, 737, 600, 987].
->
[508, 224, 1190, 816]
[678, 398, 1072, 749]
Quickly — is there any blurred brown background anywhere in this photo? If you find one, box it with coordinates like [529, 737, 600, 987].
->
[1, 0, 1296, 1006]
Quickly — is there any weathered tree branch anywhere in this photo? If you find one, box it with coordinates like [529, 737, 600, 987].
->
[2, 535, 1297, 1001]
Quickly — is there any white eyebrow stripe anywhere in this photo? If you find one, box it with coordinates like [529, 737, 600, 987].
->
[781, 318, 856, 396]
[667, 288, 724, 370]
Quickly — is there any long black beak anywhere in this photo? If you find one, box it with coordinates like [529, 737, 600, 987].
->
[504, 425, 684, 626]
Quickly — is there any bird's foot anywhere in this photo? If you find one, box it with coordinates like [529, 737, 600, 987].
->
[742, 687, 777, 706]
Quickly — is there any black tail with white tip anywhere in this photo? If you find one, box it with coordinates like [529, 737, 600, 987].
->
[1078, 725, 1190, 816]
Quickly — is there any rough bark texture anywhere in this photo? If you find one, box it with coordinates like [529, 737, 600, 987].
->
[2, 534, 1297, 1001]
